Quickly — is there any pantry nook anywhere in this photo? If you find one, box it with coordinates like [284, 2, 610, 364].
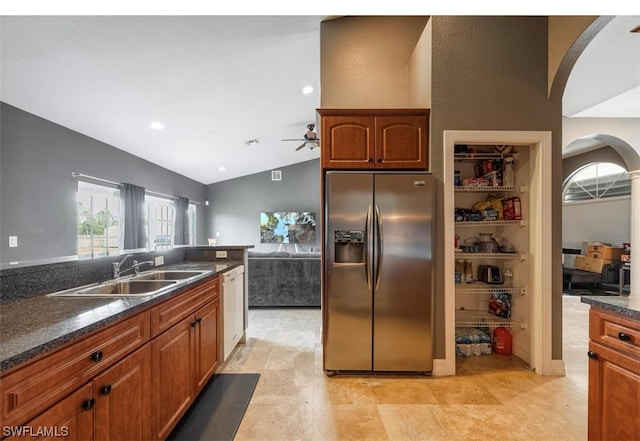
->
[440, 130, 558, 377]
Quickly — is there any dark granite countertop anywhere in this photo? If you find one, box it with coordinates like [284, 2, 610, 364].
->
[0, 261, 243, 373]
[581, 295, 640, 321]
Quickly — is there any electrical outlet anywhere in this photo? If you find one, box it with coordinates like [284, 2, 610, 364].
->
[9, 236, 18, 248]
[215, 250, 228, 259]
[154, 256, 164, 266]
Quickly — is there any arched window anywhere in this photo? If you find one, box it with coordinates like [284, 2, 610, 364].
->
[563, 162, 631, 203]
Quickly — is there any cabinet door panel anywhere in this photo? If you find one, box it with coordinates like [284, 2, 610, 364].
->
[151, 316, 195, 440]
[321, 115, 375, 168]
[588, 341, 640, 441]
[6, 383, 94, 441]
[94, 344, 151, 441]
[375, 115, 428, 168]
[194, 298, 221, 393]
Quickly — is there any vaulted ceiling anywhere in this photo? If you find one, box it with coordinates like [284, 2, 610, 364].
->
[1, 15, 637, 184]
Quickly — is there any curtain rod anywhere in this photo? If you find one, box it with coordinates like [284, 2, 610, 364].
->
[72, 172, 201, 205]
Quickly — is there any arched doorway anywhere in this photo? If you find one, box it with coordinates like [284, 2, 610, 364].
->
[552, 16, 640, 381]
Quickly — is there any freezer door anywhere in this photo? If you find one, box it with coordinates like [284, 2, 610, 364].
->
[373, 174, 433, 372]
[324, 172, 373, 371]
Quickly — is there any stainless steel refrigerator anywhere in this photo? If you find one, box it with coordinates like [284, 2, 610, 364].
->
[323, 171, 434, 374]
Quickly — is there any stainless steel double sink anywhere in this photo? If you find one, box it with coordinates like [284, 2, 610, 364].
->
[48, 270, 212, 298]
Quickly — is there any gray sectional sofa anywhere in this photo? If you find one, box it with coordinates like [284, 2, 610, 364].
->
[248, 251, 321, 307]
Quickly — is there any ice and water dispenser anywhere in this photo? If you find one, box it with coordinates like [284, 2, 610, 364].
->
[334, 230, 365, 263]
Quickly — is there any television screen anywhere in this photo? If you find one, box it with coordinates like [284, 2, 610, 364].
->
[260, 212, 316, 244]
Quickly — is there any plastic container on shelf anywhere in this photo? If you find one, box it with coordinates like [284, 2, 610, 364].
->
[503, 161, 515, 187]
[493, 326, 512, 355]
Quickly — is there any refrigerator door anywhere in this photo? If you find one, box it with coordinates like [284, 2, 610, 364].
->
[324, 172, 374, 371]
[373, 173, 433, 371]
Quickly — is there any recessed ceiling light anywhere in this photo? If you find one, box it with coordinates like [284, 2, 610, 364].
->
[302, 86, 314, 95]
[150, 122, 164, 130]
[218, 166, 226, 171]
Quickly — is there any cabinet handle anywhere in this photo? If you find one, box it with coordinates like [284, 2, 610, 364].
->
[91, 351, 104, 362]
[368, 158, 373, 163]
[376, 158, 382, 163]
[101, 384, 112, 396]
[83, 398, 95, 411]
[191, 320, 199, 327]
[587, 351, 598, 360]
[618, 332, 631, 342]
[197, 317, 202, 324]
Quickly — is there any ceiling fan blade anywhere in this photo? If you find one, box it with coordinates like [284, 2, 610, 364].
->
[295, 143, 306, 151]
[281, 138, 305, 142]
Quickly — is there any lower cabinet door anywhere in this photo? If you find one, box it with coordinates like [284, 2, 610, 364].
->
[151, 315, 195, 440]
[93, 344, 151, 441]
[7, 383, 94, 440]
[588, 341, 640, 440]
[195, 298, 221, 393]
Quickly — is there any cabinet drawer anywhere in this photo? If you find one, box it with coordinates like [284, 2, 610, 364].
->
[151, 277, 219, 337]
[0, 311, 149, 428]
[590, 308, 640, 358]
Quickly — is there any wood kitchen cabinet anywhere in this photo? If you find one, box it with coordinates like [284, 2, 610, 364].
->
[1, 274, 222, 441]
[94, 344, 152, 441]
[318, 109, 429, 170]
[150, 278, 221, 440]
[194, 297, 221, 393]
[587, 308, 640, 441]
[5, 383, 94, 440]
[0, 312, 149, 429]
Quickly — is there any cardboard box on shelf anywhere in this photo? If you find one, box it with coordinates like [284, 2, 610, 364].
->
[587, 245, 625, 261]
[575, 255, 617, 273]
[581, 241, 611, 255]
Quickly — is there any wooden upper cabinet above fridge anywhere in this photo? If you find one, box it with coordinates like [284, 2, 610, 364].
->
[318, 109, 429, 170]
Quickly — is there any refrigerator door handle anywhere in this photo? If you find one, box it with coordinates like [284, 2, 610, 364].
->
[365, 204, 373, 290]
[374, 204, 383, 290]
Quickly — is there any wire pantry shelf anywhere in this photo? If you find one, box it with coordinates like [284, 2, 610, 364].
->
[455, 220, 525, 227]
[454, 185, 516, 192]
[455, 310, 524, 330]
[454, 152, 519, 161]
[455, 252, 526, 260]
[455, 285, 525, 297]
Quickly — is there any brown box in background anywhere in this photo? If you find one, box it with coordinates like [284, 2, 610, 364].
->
[575, 255, 617, 273]
[587, 245, 625, 260]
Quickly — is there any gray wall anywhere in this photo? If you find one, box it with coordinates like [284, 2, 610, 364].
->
[430, 17, 564, 359]
[0, 102, 207, 263]
[206, 159, 321, 252]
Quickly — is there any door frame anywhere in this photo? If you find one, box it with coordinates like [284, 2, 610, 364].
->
[436, 130, 561, 376]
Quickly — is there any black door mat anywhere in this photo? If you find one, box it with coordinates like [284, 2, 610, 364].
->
[167, 373, 260, 441]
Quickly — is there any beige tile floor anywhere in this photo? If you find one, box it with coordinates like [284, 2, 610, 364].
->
[219, 295, 589, 441]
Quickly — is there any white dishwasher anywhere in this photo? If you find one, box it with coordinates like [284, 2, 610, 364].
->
[222, 265, 245, 361]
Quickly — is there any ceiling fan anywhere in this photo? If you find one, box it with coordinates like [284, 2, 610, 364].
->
[281, 123, 320, 151]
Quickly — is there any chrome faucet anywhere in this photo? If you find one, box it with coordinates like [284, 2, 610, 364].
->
[112, 255, 154, 278]
[112, 254, 134, 278]
[130, 260, 154, 275]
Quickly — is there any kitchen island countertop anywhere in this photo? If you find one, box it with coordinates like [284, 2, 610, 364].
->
[581, 295, 640, 321]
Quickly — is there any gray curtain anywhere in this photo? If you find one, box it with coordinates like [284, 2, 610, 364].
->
[174, 196, 190, 245]
[121, 183, 146, 249]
